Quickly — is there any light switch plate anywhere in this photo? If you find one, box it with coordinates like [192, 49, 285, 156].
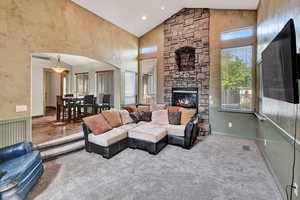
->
[228, 122, 232, 128]
[16, 105, 27, 112]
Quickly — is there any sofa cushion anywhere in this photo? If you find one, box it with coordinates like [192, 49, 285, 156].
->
[128, 125, 167, 143]
[163, 124, 186, 137]
[137, 105, 150, 112]
[167, 106, 182, 112]
[140, 111, 152, 122]
[122, 106, 136, 113]
[179, 108, 197, 125]
[150, 104, 167, 111]
[119, 110, 134, 125]
[152, 110, 169, 125]
[102, 109, 122, 128]
[88, 128, 128, 147]
[129, 112, 142, 123]
[168, 112, 181, 125]
[83, 114, 112, 135]
[118, 123, 139, 131]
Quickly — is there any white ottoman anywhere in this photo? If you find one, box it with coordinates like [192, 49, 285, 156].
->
[128, 124, 167, 154]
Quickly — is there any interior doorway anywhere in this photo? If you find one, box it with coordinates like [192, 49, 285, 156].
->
[31, 53, 121, 145]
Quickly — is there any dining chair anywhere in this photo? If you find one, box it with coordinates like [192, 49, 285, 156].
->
[56, 96, 68, 121]
[80, 95, 96, 117]
[64, 94, 74, 97]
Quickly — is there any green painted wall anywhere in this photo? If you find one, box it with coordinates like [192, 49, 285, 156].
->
[210, 107, 257, 139]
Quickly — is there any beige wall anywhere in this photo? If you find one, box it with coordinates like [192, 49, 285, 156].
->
[209, 9, 257, 108]
[0, 0, 138, 120]
[138, 24, 164, 103]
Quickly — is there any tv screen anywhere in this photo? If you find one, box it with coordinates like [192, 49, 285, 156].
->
[262, 19, 299, 104]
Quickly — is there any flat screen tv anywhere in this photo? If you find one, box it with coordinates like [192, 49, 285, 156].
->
[262, 19, 299, 104]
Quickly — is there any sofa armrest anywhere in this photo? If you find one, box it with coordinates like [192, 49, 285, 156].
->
[0, 142, 32, 163]
[0, 179, 18, 193]
[184, 120, 199, 149]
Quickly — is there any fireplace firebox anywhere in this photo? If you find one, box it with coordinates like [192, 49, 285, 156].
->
[172, 88, 198, 109]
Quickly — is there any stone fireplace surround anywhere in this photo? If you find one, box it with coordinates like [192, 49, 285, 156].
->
[163, 8, 210, 134]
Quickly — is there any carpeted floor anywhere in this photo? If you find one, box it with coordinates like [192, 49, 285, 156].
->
[28, 135, 282, 200]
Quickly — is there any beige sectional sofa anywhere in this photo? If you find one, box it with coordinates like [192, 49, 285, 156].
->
[83, 107, 199, 159]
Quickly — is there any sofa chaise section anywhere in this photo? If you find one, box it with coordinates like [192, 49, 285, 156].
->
[83, 123, 128, 159]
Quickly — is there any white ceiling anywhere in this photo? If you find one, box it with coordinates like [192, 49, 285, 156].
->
[71, 0, 259, 37]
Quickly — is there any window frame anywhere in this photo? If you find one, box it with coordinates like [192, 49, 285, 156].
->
[219, 26, 257, 113]
[140, 45, 158, 55]
[220, 27, 254, 41]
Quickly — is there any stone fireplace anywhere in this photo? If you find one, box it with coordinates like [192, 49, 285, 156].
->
[164, 8, 210, 134]
[172, 88, 198, 109]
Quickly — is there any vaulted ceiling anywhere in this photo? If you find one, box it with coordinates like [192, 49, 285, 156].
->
[71, 0, 259, 37]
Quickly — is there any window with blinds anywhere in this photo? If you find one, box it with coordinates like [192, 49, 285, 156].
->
[124, 71, 137, 105]
[75, 73, 89, 96]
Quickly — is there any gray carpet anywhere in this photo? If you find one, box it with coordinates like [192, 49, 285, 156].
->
[29, 135, 282, 200]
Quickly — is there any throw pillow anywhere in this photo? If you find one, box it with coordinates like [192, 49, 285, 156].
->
[129, 112, 142, 123]
[140, 111, 152, 122]
[168, 106, 181, 112]
[83, 114, 112, 135]
[102, 109, 123, 128]
[122, 106, 134, 113]
[179, 108, 197, 125]
[137, 105, 150, 112]
[152, 110, 169, 125]
[119, 110, 134, 124]
[168, 112, 181, 125]
[150, 104, 167, 111]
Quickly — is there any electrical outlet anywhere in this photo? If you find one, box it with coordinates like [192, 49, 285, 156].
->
[228, 122, 232, 128]
[16, 105, 27, 112]
[294, 182, 298, 197]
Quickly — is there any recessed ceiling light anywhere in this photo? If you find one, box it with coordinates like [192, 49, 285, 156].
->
[161, 6, 165, 10]
[142, 16, 147, 20]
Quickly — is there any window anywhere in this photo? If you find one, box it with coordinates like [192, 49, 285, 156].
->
[139, 59, 157, 104]
[140, 46, 157, 54]
[96, 71, 114, 106]
[221, 46, 253, 111]
[124, 71, 137, 105]
[75, 73, 89, 96]
[221, 27, 254, 41]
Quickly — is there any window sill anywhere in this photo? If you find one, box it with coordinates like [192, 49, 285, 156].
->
[217, 109, 254, 114]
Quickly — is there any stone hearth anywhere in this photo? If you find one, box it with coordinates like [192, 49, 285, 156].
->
[163, 8, 210, 134]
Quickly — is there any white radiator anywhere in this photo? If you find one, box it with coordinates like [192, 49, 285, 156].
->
[0, 117, 31, 148]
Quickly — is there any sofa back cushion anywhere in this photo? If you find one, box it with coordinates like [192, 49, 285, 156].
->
[83, 114, 112, 135]
[168, 106, 181, 113]
[179, 108, 197, 125]
[102, 109, 123, 128]
[137, 105, 150, 112]
[168, 112, 181, 125]
[150, 104, 167, 111]
[152, 110, 169, 125]
[0, 142, 32, 163]
[119, 110, 133, 124]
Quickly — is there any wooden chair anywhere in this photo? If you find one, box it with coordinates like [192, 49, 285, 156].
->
[56, 96, 68, 121]
[79, 95, 96, 117]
